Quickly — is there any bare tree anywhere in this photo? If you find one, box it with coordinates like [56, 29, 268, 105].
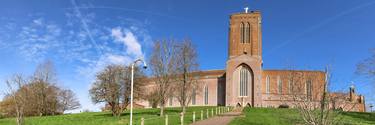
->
[285, 67, 358, 125]
[356, 49, 375, 86]
[174, 39, 199, 113]
[295, 69, 331, 125]
[33, 60, 57, 84]
[89, 64, 144, 117]
[0, 102, 4, 118]
[30, 60, 59, 116]
[5, 74, 29, 125]
[146, 90, 160, 108]
[283, 66, 336, 125]
[58, 89, 81, 113]
[1, 60, 80, 117]
[150, 39, 178, 116]
[90, 65, 123, 117]
[122, 65, 147, 110]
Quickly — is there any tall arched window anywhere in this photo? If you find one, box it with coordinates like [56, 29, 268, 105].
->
[192, 88, 196, 105]
[266, 75, 270, 94]
[288, 80, 292, 94]
[240, 22, 245, 43]
[204, 85, 208, 105]
[277, 76, 282, 94]
[306, 80, 313, 100]
[239, 66, 251, 97]
[246, 23, 251, 43]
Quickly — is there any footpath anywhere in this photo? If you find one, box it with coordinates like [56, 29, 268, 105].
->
[190, 108, 243, 125]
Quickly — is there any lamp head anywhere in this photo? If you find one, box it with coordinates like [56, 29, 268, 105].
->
[142, 61, 147, 69]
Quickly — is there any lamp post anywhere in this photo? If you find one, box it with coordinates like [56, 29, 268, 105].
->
[370, 104, 373, 112]
[130, 58, 147, 125]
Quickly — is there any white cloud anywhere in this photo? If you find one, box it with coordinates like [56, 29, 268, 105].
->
[107, 54, 132, 65]
[77, 53, 132, 79]
[14, 18, 63, 62]
[0, 6, 153, 111]
[33, 18, 43, 25]
[111, 27, 143, 58]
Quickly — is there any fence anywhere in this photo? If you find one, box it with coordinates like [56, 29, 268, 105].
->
[138, 106, 233, 125]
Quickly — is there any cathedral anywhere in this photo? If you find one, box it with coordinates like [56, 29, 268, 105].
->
[139, 10, 366, 112]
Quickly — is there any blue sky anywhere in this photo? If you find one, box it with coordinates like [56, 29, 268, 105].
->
[0, 0, 374, 112]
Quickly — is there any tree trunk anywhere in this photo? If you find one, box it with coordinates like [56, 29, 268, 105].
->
[182, 105, 186, 113]
[16, 104, 24, 125]
[110, 103, 117, 117]
[160, 105, 164, 116]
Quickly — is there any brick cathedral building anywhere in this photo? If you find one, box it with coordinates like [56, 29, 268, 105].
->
[139, 10, 366, 112]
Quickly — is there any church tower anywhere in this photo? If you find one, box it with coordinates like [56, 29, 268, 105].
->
[225, 9, 263, 107]
[228, 9, 262, 59]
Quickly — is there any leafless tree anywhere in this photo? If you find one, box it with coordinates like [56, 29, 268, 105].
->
[30, 60, 59, 116]
[33, 60, 57, 84]
[58, 89, 81, 113]
[0, 102, 4, 118]
[174, 39, 199, 113]
[356, 49, 375, 86]
[123, 65, 147, 109]
[89, 64, 145, 117]
[285, 66, 358, 125]
[149, 39, 178, 116]
[5, 74, 29, 125]
[90, 65, 123, 117]
[146, 89, 159, 108]
[297, 69, 331, 125]
[1, 60, 80, 118]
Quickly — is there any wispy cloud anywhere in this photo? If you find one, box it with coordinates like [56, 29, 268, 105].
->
[15, 18, 62, 62]
[0, 19, 17, 50]
[70, 0, 103, 55]
[111, 27, 143, 58]
[75, 26, 147, 79]
[77, 53, 132, 79]
[64, 5, 180, 21]
[0, 1, 152, 112]
[0, 5, 151, 64]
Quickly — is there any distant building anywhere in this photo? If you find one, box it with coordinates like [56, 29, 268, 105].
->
[138, 9, 365, 112]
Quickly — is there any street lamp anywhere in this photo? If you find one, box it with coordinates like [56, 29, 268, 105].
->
[130, 58, 147, 125]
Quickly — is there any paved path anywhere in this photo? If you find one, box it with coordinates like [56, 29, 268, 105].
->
[190, 111, 243, 125]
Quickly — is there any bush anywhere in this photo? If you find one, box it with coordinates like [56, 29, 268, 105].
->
[278, 104, 289, 108]
[82, 109, 91, 113]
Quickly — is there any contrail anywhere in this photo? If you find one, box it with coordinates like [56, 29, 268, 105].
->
[64, 6, 181, 21]
[265, 1, 375, 56]
[71, 0, 104, 56]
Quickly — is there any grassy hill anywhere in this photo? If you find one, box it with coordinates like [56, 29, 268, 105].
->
[230, 108, 375, 125]
[0, 106, 221, 125]
[1, 107, 374, 125]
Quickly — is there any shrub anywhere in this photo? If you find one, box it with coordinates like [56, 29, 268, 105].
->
[278, 104, 289, 108]
[0, 113, 4, 119]
[82, 109, 91, 113]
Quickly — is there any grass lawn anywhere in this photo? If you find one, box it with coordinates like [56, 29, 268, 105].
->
[0, 106, 223, 125]
[2, 107, 373, 125]
[229, 107, 375, 125]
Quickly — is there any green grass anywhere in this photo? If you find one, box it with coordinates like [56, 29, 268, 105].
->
[229, 108, 375, 125]
[2, 107, 373, 125]
[229, 108, 302, 125]
[0, 106, 222, 125]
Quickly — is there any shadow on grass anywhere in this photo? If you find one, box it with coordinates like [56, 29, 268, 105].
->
[94, 112, 158, 117]
[94, 108, 184, 117]
[341, 112, 375, 122]
[283, 116, 302, 124]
